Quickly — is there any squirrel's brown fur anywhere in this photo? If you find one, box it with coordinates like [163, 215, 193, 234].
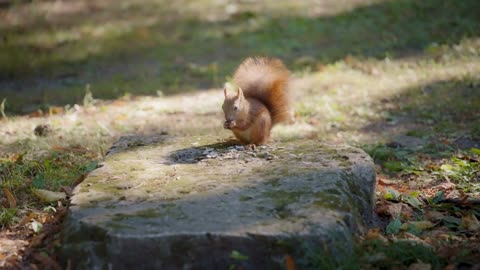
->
[222, 57, 291, 146]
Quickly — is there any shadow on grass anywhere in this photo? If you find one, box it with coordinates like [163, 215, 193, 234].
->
[358, 76, 479, 178]
[361, 77, 480, 141]
[0, 0, 479, 113]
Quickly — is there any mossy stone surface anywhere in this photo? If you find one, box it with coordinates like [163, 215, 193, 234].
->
[61, 135, 375, 269]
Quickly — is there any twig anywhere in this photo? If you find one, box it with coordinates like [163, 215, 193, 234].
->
[0, 98, 7, 120]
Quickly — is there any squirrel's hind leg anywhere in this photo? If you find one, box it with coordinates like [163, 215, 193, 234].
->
[250, 111, 272, 146]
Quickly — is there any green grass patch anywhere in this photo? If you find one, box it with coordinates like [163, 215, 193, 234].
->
[0, 149, 98, 223]
[0, 207, 18, 228]
[362, 143, 423, 174]
[436, 155, 480, 192]
[306, 239, 443, 269]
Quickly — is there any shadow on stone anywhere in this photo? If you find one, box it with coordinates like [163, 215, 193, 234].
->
[167, 142, 230, 164]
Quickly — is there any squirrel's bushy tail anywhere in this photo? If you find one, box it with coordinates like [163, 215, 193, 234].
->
[233, 57, 290, 125]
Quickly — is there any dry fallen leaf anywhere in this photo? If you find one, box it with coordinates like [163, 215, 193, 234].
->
[387, 203, 402, 218]
[434, 182, 456, 191]
[28, 110, 44, 118]
[32, 189, 66, 203]
[60, 186, 73, 196]
[401, 221, 434, 231]
[3, 188, 17, 208]
[285, 254, 297, 270]
[18, 212, 37, 227]
[364, 228, 388, 243]
[378, 177, 399, 186]
[460, 213, 480, 231]
[0, 238, 28, 268]
[32, 252, 62, 270]
[399, 232, 429, 244]
[424, 210, 445, 222]
[29, 231, 48, 248]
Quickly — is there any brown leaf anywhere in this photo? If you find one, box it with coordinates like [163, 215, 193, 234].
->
[400, 232, 424, 242]
[29, 232, 48, 248]
[460, 213, 480, 231]
[18, 212, 37, 227]
[13, 153, 25, 163]
[400, 221, 434, 231]
[3, 188, 16, 208]
[387, 203, 403, 218]
[428, 228, 450, 238]
[28, 110, 44, 118]
[364, 228, 380, 239]
[434, 182, 456, 191]
[378, 177, 399, 186]
[60, 186, 73, 196]
[424, 210, 445, 222]
[32, 252, 62, 270]
[285, 254, 296, 270]
[375, 203, 390, 217]
[400, 203, 414, 220]
[364, 228, 388, 243]
[38, 213, 50, 223]
[437, 247, 460, 260]
[0, 239, 28, 267]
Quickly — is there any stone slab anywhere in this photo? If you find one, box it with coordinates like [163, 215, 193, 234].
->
[61, 135, 376, 269]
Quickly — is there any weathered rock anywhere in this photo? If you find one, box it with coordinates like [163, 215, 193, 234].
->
[61, 135, 376, 269]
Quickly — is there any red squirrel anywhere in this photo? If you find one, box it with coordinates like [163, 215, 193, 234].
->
[222, 57, 291, 147]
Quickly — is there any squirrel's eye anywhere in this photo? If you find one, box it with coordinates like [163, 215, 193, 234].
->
[233, 106, 239, 111]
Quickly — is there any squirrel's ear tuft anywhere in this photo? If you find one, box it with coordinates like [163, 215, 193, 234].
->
[223, 88, 227, 97]
[237, 87, 244, 98]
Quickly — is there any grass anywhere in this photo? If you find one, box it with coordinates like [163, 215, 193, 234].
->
[0, 207, 17, 227]
[0, 0, 479, 268]
[1, 0, 479, 113]
[306, 239, 443, 270]
[437, 155, 480, 192]
[0, 143, 99, 235]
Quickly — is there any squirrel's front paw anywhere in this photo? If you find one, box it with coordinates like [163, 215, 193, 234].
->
[224, 120, 236, 129]
[245, 144, 257, 151]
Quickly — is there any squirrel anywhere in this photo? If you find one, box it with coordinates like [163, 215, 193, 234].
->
[222, 57, 291, 147]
